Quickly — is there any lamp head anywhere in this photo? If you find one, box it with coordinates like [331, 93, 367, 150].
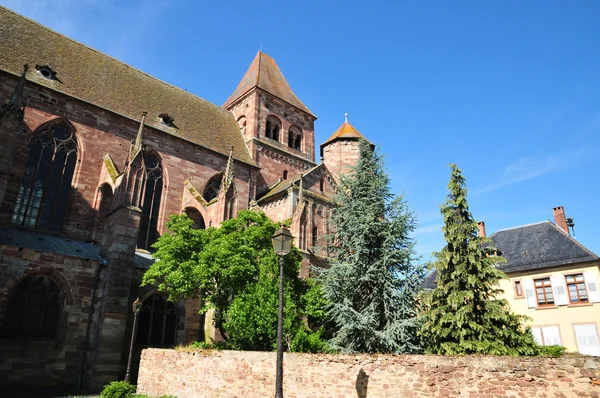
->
[272, 226, 293, 256]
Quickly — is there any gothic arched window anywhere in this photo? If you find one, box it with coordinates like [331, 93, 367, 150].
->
[184, 207, 206, 229]
[203, 174, 222, 203]
[136, 294, 178, 347]
[135, 150, 163, 250]
[12, 120, 78, 231]
[1, 275, 62, 339]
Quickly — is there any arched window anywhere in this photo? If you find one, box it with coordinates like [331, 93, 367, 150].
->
[225, 189, 235, 221]
[265, 116, 281, 142]
[136, 294, 178, 347]
[319, 179, 324, 192]
[12, 120, 78, 231]
[288, 133, 294, 148]
[299, 207, 307, 250]
[312, 225, 318, 249]
[95, 183, 113, 244]
[135, 150, 163, 250]
[1, 275, 62, 339]
[203, 174, 222, 202]
[184, 207, 206, 229]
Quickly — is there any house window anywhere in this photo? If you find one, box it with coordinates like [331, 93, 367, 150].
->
[531, 325, 561, 346]
[514, 280, 523, 298]
[534, 277, 554, 306]
[565, 274, 588, 304]
[319, 179, 324, 193]
[12, 120, 78, 231]
[1, 275, 61, 339]
[136, 294, 178, 347]
[282, 170, 288, 180]
[574, 324, 600, 356]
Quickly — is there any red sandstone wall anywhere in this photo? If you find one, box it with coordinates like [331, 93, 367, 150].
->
[0, 71, 254, 240]
[0, 247, 100, 390]
[138, 349, 600, 398]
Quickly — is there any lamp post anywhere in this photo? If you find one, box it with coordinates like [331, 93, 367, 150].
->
[124, 298, 143, 383]
[271, 226, 293, 398]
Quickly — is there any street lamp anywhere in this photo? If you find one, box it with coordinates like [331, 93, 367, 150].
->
[271, 226, 293, 398]
[124, 297, 143, 383]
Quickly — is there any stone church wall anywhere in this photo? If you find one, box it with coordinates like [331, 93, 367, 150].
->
[137, 349, 600, 398]
[0, 246, 100, 390]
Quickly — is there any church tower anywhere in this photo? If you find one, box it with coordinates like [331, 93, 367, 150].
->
[321, 114, 371, 180]
[223, 51, 317, 195]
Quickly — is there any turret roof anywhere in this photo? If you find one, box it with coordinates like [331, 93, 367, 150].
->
[320, 120, 372, 156]
[223, 51, 315, 117]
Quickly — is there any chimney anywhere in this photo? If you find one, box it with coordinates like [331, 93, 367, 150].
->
[478, 221, 486, 237]
[552, 206, 569, 236]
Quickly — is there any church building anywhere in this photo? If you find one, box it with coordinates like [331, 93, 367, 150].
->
[0, 6, 370, 391]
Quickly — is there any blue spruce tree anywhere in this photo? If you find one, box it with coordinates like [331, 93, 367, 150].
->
[320, 139, 424, 353]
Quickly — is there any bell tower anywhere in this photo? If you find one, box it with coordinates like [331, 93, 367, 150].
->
[223, 51, 317, 195]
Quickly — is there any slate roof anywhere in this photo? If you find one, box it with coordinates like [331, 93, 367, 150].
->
[0, 226, 103, 261]
[0, 6, 254, 165]
[223, 51, 315, 117]
[422, 220, 599, 288]
[134, 250, 155, 270]
[490, 221, 598, 273]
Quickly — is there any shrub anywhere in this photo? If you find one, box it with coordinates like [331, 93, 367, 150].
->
[289, 327, 330, 353]
[538, 344, 566, 357]
[188, 340, 228, 350]
[100, 381, 136, 398]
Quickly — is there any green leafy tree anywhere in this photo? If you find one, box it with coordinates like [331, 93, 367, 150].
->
[142, 210, 326, 351]
[320, 139, 424, 354]
[419, 164, 538, 355]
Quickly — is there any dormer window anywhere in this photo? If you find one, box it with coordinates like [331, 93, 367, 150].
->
[159, 113, 174, 126]
[35, 64, 57, 80]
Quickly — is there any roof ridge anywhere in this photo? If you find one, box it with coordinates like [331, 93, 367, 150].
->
[547, 221, 599, 259]
[489, 220, 550, 236]
[261, 52, 313, 117]
[0, 6, 230, 115]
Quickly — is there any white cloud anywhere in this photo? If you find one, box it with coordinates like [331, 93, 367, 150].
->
[476, 148, 592, 193]
[414, 224, 442, 236]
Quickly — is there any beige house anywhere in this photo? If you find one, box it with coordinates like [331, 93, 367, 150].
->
[423, 206, 600, 355]
[487, 206, 600, 355]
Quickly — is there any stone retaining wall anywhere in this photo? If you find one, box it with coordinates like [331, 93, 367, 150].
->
[137, 349, 600, 397]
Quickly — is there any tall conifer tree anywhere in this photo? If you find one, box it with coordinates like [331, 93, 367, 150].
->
[321, 139, 423, 354]
[419, 164, 538, 355]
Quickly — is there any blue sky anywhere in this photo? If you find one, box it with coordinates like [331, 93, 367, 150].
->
[3, 0, 599, 262]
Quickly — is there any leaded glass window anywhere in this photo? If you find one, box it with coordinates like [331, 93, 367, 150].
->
[136, 150, 163, 250]
[1, 275, 61, 339]
[12, 121, 77, 231]
[136, 295, 178, 346]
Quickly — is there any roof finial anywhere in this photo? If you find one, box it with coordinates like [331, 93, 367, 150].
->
[344, 113, 348, 123]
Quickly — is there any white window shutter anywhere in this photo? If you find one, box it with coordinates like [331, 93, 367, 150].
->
[584, 271, 600, 303]
[574, 324, 600, 356]
[552, 274, 568, 306]
[524, 279, 537, 308]
[543, 326, 562, 346]
[531, 327, 543, 345]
